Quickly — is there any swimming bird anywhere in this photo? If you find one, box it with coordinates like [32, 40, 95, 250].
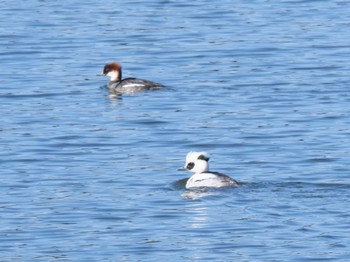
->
[99, 62, 164, 94]
[182, 151, 238, 189]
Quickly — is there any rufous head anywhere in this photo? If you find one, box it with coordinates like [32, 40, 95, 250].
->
[102, 62, 122, 81]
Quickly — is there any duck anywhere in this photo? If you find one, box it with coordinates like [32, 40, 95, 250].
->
[182, 151, 238, 189]
[99, 62, 164, 94]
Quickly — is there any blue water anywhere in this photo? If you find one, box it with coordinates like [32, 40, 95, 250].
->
[1, 0, 350, 261]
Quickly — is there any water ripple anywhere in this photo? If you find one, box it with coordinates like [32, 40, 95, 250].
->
[1, 0, 350, 261]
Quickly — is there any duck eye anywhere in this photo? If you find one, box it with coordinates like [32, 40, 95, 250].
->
[186, 162, 195, 170]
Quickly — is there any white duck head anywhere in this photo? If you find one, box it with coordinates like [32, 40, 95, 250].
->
[184, 151, 210, 173]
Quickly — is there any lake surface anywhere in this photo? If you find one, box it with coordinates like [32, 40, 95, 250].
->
[1, 0, 350, 261]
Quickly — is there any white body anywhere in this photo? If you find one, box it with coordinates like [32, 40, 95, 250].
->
[183, 151, 238, 189]
[186, 172, 237, 189]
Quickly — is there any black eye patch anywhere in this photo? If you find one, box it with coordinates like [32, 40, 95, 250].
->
[186, 162, 195, 170]
[103, 66, 110, 74]
[197, 155, 209, 162]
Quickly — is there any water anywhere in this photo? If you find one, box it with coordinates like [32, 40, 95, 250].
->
[1, 0, 350, 260]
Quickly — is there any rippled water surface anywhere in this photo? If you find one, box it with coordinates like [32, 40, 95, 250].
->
[1, 0, 350, 261]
